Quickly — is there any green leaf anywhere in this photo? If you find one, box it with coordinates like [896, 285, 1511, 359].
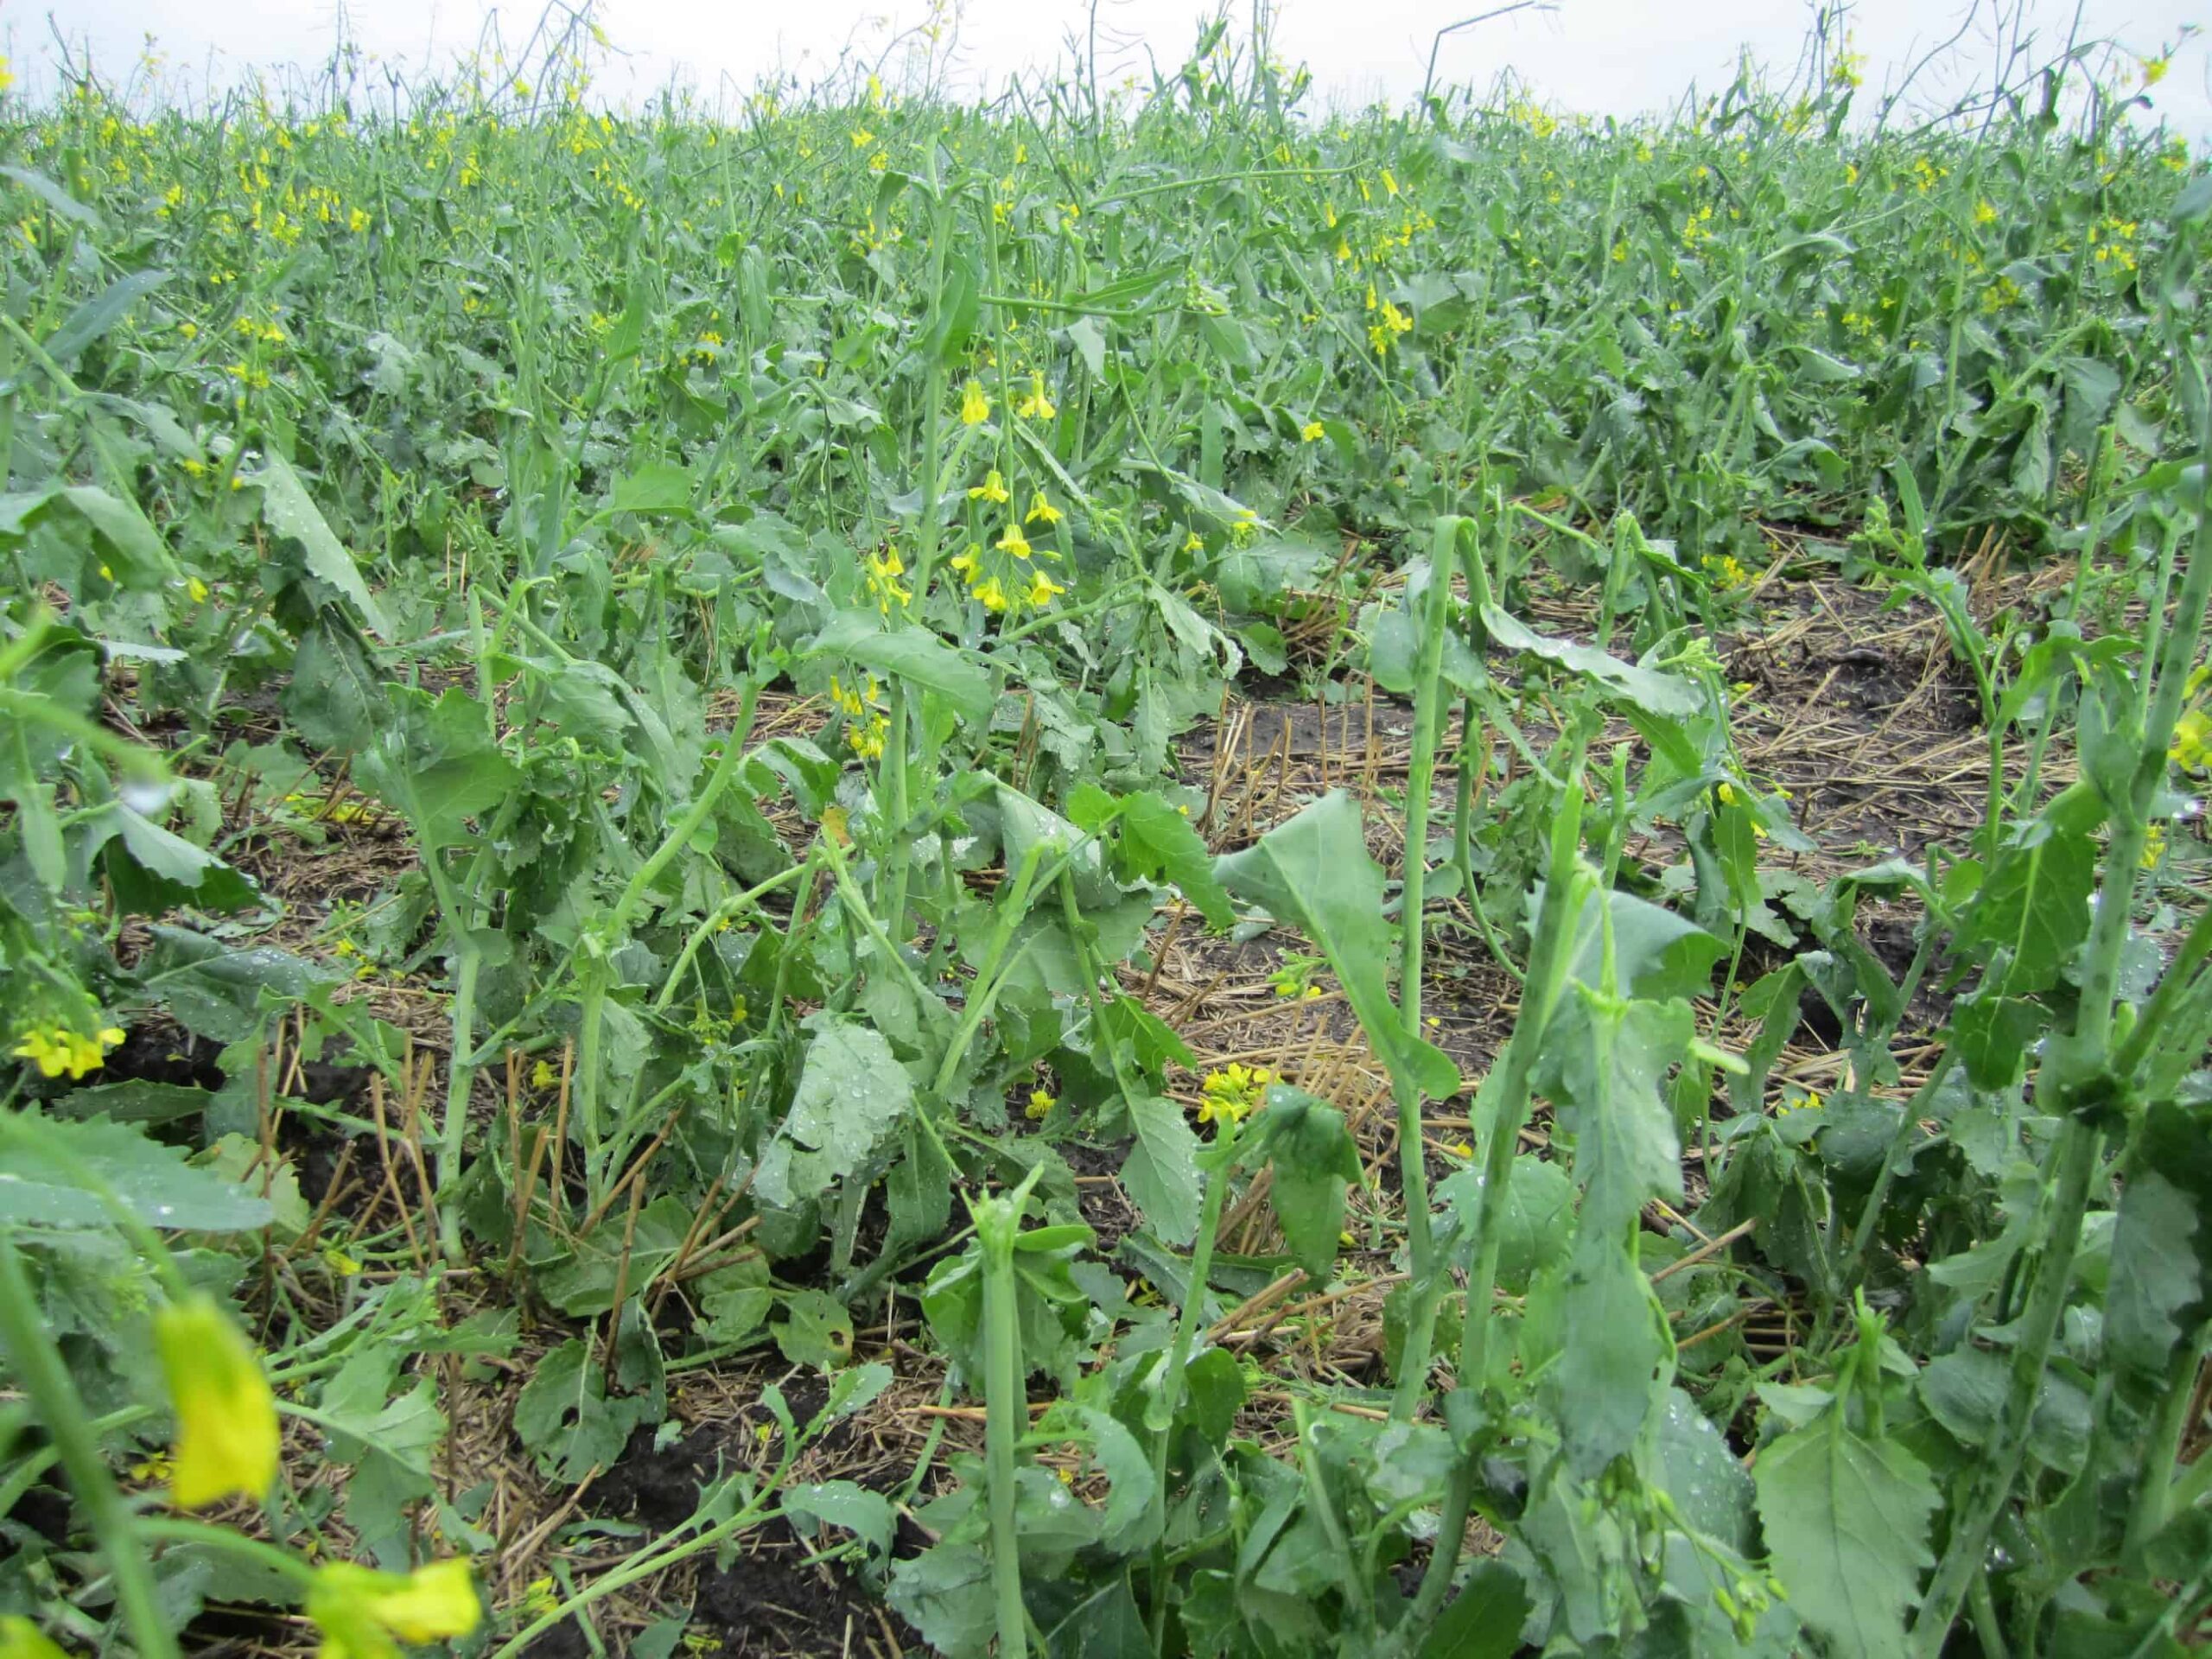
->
[1068, 314, 1107, 378]
[773, 1288, 856, 1370]
[57, 486, 174, 588]
[1954, 817, 2095, 995]
[786, 1480, 896, 1563]
[1654, 1388, 1756, 1552]
[1921, 1347, 2090, 1474]
[753, 1017, 914, 1210]
[354, 685, 520, 852]
[1039, 1402, 1160, 1552]
[1441, 1153, 1573, 1294]
[50, 1079, 211, 1125]
[136, 926, 344, 1043]
[1245, 1084, 1362, 1281]
[1538, 991, 1690, 1473]
[1544, 991, 1689, 1236]
[1419, 1559, 1529, 1659]
[1481, 605, 1700, 718]
[2107, 1103, 2212, 1379]
[1546, 884, 1727, 1002]
[284, 618, 387, 754]
[47, 269, 170, 367]
[1217, 791, 1459, 1101]
[537, 1195, 693, 1316]
[0, 1114, 274, 1232]
[1754, 1406, 1939, 1659]
[609, 460, 693, 514]
[1121, 1092, 1202, 1245]
[512, 1337, 653, 1484]
[1949, 991, 2045, 1090]
[888, 1538, 996, 1659]
[1116, 790, 1235, 929]
[924, 249, 981, 366]
[93, 802, 258, 914]
[2, 165, 105, 226]
[198, 1135, 310, 1235]
[246, 453, 391, 639]
[1554, 1242, 1667, 1478]
[808, 610, 992, 721]
[317, 1344, 445, 1565]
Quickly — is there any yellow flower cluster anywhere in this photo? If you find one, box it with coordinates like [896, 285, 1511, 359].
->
[2088, 216, 2139, 274]
[1366, 298, 1412, 356]
[1197, 1064, 1273, 1128]
[864, 546, 911, 614]
[307, 1559, 480, 1657]
[12, 1024, 125, 1080]
[1702, 552, 1751, 588]
[830, 674, 891, 760]
[960, 379, 991, 425]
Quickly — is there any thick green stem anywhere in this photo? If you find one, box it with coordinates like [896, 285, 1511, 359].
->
[881, 187, 958, 939]
[0, 1236, 180, 1659]
[1402, 785, 1589, 1644]
[1912, 1118, 2101, 1654]
[976, 1178, 1039, 1659]
[1389, 521, 1460, 1420]
[1147, 1122, 1237, 1650]
[433, 921, 480, 1258]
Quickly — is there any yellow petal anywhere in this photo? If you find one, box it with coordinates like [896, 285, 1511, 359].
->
[157, 1294, 280, 1509]
[366, 1560, 481, 1642]
[0, 1617, 72, 1659]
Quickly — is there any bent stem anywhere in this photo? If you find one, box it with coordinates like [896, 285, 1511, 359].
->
[1402, 770, 1590, 1643]
[1389, 516, 1465, 1422]
[1916, 374, 2212, 1653]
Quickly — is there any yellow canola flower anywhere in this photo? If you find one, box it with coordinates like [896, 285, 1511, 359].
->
[1026, 1089, 1056, 1122]
[1024, 570, 1065, 607]
[0, 1618, 69, 1659]
[1197, 1063, 1272, 1128]
[306, 1559, 480, 1659]
[1014, 372, 1056, 420]
[1025, 490, 1062, 525]
[1300, 421, 1325, 442]
[969, 468, 1010, 504]
[959, 379, 990, 425]
[12, 1025, 124, 1081]
[996, 526, 1033, 560]
[2171, 708, 2212, 774]
[156, 1294, 281, 1509]
[973, 575, 1010, 613]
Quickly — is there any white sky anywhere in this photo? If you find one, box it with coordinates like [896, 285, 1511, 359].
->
[30, 0, 2212, 138]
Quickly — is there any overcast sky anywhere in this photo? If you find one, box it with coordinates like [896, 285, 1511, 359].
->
[31, 0, 2212, 137]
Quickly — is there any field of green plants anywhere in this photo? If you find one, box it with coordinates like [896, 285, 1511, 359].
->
[3, 11, 2210, 1657]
